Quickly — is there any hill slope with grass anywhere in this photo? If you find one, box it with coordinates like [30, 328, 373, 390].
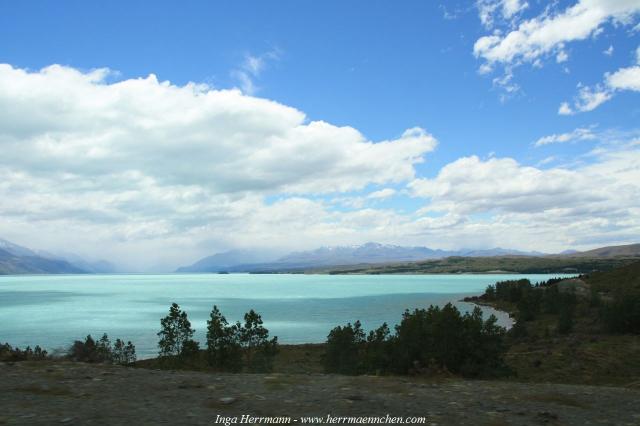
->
[323, 255, 639, 275]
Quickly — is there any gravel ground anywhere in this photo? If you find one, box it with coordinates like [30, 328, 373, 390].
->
[1, 361, 639, 425]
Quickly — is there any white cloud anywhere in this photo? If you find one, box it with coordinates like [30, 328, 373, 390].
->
[536, 156, 557, 166]
[367, 188, 397, 199]
[556, 50, 569, 63]
[408, 149, 640, 250]
[0, 64, 436, 195]
[559, 45, 640, 113]
[2, 63, 638, 267]
[606, 65, 640, 91]
[534, 127, 597, 147]
[558, 84, 612, 114]
[477, 0, 529, 29]
[231, 49, 281, 95]
[603, 45, 614, 55]
[0, 64, 438, 269]
[558, 102, 573, 115]
[474, 0, 640, 66]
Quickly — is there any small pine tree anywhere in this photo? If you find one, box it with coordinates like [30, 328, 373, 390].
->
[206, 305, 242, 371]
[157, 303, 195, 362]
[96, 333, 112, 362]
[240, 310, 278, 372]
[113, 339, 125, 364]
[124, 341, 136, 365]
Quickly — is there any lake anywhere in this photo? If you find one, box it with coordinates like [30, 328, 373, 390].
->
[0, 273, 570, 358]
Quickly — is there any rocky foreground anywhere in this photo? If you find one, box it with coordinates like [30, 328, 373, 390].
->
[1, 361, 639, 426]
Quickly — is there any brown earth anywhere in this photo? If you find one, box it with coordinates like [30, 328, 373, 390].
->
[1, 360, 640, 426]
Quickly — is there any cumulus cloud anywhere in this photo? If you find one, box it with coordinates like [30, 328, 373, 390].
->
[2, 63, 638, 267]
[474, 0, 640, 66]
[0, 63, 437, 269]
[559, 45, 640, 113]
[408, 149, 640, 249]
[606, 65, 640, 91]
[534, 127, 597, 146]
[0, 64, 436, 194]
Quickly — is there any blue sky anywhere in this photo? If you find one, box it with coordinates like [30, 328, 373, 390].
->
[0, 1, 639, 270]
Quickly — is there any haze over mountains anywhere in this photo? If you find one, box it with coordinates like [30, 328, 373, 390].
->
[174, 242, 617, 273]
[2, 237, 640, 275]
[0, 238, 116, 275]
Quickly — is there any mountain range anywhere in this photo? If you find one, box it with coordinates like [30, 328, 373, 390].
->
[175, 242, 565, 273]
[0, 238, 116, 275]
[2, 237, 640, 275]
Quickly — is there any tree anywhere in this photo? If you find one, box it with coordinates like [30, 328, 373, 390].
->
[364, 322, 392, 373]
[240, 309, 278, 372]
[96, 333, 112, 362]
[113, 339, 125, 364]
[157, 303, 195, 361]
[124, 341, 137, 365]
[325, 304, 508, 378]
[69, 335, 99, 362]
[206, 305, 242, 372]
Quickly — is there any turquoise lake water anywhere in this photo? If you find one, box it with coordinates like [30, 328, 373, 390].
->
[0, 273, 571, 358]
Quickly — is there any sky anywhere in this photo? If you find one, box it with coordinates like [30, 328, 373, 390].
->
[0, 0, 639, 271]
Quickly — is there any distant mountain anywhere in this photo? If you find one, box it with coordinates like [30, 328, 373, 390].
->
[560, 243, 640, 258]
[176, 250, 279, 273]
[277, 242, 451, 266]
[559, 249, 579, 255]
[176, 242, 549, 273]
[0, 239, 87, 275]
[38, 251, 118, 274]
[0, 238, 38, 257]
[459, 247, 546, 257]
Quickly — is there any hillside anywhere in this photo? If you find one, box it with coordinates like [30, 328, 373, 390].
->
[323, 255, 640, 275]
[565, 243, 640, 258]
[0, 248, 86, 275]
[0, 239, 87, 275]
[176, 250, 278, 273]
[585, 260, 640, 293]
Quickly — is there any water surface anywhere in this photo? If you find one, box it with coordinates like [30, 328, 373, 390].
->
[0, 273, 570, 357]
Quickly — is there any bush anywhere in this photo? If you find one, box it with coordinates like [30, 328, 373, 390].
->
[600, 291, 640, 334]
[324, 320, 366, 375]
[68, 334, 136, 365]
[324, 304, 507, 378]
[0, 343, 49, 362]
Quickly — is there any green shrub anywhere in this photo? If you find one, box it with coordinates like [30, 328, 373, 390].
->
[324, 304, 507, 378]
